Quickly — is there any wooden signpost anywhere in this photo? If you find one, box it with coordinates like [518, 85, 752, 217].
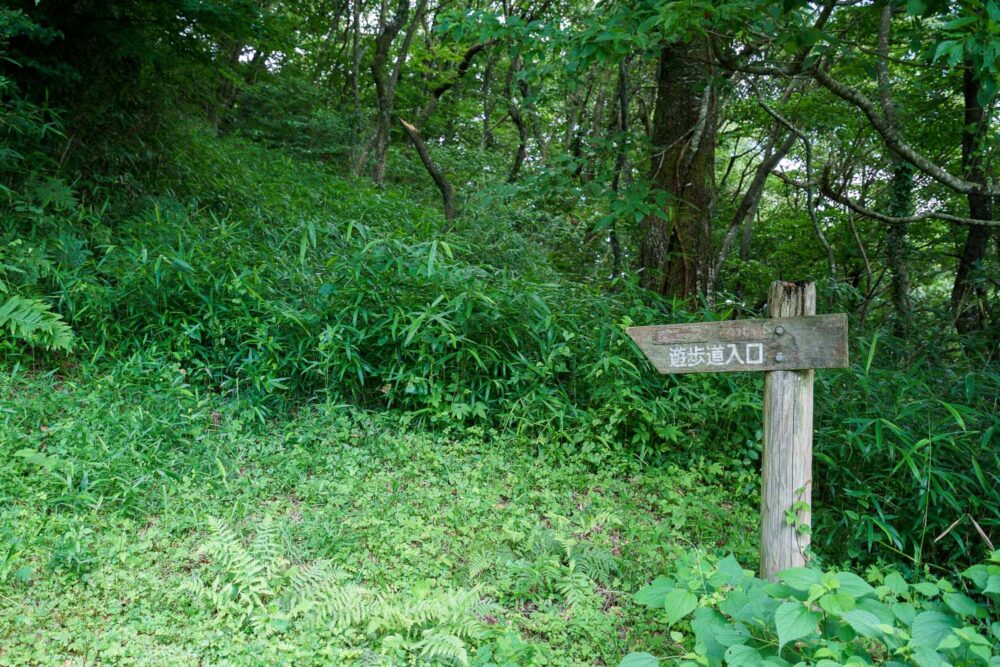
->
[627, 281, 848, 579]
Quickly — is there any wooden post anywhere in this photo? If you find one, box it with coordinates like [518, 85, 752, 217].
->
[760, 281, 815, 579]
[627, 283, 845, 578]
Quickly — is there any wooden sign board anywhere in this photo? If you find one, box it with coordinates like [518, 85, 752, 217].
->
[627, 313, 848, 374]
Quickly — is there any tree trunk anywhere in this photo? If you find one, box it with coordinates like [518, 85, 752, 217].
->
[400, 119, 456, 220]
[610, 59, 629, 283]
[351, 0, 362, 118]
[369, 0, 425, 185]
[369, 0, 408, 184]
[639, 38, 717, 298]
[506, 58, 529, 183]
[886, 159, 913, 336]
[481, 55, 497, 150]
[953, 64, 994, 335]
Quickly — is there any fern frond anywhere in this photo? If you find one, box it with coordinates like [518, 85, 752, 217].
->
[416, 630, 469, 666]
[317, 583, 373, 627]
[570, 543, 617, 583]
[466, 552, 494, 580]
[555, 534, 578, 561]
[250, 518, 284, 581]
[0, 295, 74, 351]
[558, 562, 595, 610]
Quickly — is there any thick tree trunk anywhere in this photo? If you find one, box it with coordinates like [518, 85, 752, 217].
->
[953, 65, 994, 334]
[639, 38, 716, 298]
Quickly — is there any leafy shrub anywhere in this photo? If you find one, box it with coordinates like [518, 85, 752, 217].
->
[623, 551, 1000, 667]
[226, 76, 361, 162]
[0, 11, 79, 352]
[814, 335, 1000, 568]
[12, 131, 760, 469]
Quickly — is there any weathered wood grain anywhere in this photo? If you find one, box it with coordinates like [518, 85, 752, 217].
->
[627, 313, 847, 374]
[760, 281, 815, 580]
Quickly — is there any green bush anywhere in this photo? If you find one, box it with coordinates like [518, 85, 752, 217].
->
[623, 551, 1000, 667]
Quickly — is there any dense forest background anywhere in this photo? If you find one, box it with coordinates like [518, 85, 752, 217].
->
[1, 0, 998, 664]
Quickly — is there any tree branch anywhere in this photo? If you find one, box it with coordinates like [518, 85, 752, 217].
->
[820, 170, 1000, 227]
[419, 41, 491, 125]
[813, 65, 1000, 196]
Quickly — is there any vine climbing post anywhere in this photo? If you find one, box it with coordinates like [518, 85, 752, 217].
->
[760, 281, 815, 580]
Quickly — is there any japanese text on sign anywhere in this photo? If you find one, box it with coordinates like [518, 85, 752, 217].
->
[667, 342, 764, 369]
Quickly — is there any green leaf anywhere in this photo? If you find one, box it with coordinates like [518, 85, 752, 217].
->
[725, 644, 765, 667]
[775, 601, 820, 651]
[778, 567, 822, 592]
[427, 239, 438, 275]
[884, 572, 908, 596]
[937, 401, 966, 430]
[834, 572, 875, 598]
[663, 589, 699, 625]
[943, 16, 977, 31]
[912, 582, 939, 597]
[911, 646, 946, 667]
[170, 256, 195, 273]
[988, 0, 1000, 22]
[818, 592, 856, 615]
[840, 610, 883, 638]
[856, 598, 894, 625]
[634, 577, 674, 607]
[962, 565, 988, 589]
[620, 653, 659, 667]
[910, 611, 959, 649]
[716, 555, 747, 586]
[943, 592, 982, 618]
[932, 40, 960, 63]
[692, 607, 730, 666]
[892, 602, 917, 625]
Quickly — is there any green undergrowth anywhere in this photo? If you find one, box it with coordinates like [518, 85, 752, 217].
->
[623, 551, 1000, 667]
[0, 365, 756, 665]
[6, 125, 998, 571]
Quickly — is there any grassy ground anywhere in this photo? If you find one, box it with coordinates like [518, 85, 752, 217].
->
[0, 364, 756, 665]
